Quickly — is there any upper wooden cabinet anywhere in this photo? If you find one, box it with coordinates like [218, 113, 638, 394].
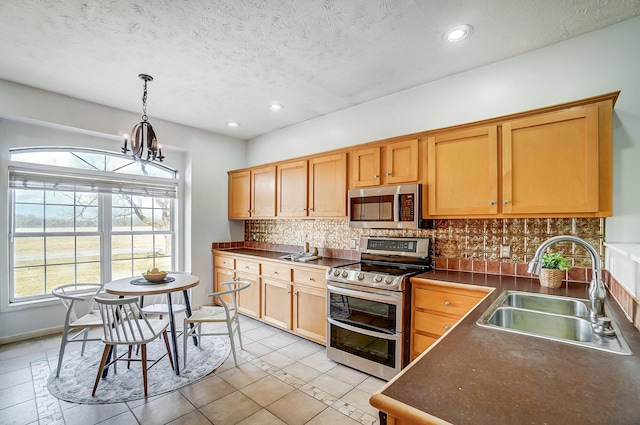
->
[308, 153, 347, 217]
[228, 166, 276, 219]
[352, 139, 419, 187]
[502, 105, 599, 214]
[277, 159, 308, 218]
[228, 170, 251, 219]
[426, 97, 614, 218]
[427, 126, 499, 216]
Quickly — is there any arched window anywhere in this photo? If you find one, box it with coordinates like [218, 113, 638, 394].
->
[9, 147, 178, 302]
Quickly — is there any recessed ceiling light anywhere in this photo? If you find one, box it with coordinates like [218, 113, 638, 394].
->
[269, 103, 284, 111]
[227, 122, 240, 128]
[445, 24, 473, 42]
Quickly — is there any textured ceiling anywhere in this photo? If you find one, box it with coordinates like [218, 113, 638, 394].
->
[0, 0, 638, 140]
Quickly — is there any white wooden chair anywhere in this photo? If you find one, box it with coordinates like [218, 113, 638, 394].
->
[182, 281, 250, 369]
[51, 283, 104, 378]
[92, 294, 174, 398]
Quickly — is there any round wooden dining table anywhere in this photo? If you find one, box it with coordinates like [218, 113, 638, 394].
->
[104, 273, 200, 376]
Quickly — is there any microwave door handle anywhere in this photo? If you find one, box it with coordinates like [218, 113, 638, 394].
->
[394, 193, 400, 221]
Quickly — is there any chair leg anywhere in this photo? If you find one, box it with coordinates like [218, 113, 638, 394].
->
[55, 326, 70, 378]
[182, 318, 189, 370]
[80, 328, 89, 356]
[92, 345, 112, 396]
[162, 330, 175, 371]
[226, 320, 238, 367]
[127, 345, 133, 369]
[235, 317, 244, 349]
[141, 344, 148, 397]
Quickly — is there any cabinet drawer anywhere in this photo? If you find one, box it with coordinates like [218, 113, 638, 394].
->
[236, 259, 260, 275]
[215, 256, 235, 270]
[414, 311, 457, 336]
[293, 268, 326, 289]
[262, 262, 292, 281]
[414, 286, 484, 317]
[413, 332, 439, 356]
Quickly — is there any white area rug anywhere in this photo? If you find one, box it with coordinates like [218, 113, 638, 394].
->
[47, 336, 230, 404]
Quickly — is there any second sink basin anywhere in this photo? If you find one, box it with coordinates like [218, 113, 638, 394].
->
[502, 292, 589, 316]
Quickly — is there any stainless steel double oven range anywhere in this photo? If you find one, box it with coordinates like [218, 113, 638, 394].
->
[326, 236, 431, 381]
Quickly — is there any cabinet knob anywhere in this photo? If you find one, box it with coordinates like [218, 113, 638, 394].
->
[444, 325, 450, 331]
[386, 172, 392, 176]
[444, 301, 451, 306]
[503, 200, 509, 204]
[374, 174, 379, 178]
[490, 200, 496, 205]
[309, 277, 315, 282]
[273, 271, 278, 276]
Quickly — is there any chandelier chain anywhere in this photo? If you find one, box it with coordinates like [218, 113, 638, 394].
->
[141, 80, 148, 122]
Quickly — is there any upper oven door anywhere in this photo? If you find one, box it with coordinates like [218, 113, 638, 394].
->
[327, 283, 403, 335]
[348, 184, 421, 229]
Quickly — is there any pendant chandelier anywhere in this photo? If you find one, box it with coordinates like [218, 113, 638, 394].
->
[122, 74, 164, 162]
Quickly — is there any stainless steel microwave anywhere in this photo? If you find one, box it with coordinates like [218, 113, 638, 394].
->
[348, 184, 421, 229]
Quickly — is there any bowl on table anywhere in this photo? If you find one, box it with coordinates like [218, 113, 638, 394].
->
[142, 272, 167, 282]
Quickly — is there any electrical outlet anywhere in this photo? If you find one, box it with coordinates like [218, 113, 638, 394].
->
[500, 244, 511, 259]
[350, 238, 357, 249]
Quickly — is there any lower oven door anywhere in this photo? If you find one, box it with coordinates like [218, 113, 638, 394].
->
[326, 283, 404, 381]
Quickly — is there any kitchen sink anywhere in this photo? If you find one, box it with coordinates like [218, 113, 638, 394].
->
[477, 291, 632, 355]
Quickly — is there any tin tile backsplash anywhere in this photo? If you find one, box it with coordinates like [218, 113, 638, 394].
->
[244, 217, 604, 270]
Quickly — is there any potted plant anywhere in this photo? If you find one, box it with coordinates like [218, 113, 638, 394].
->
[539, 252, 571, 288]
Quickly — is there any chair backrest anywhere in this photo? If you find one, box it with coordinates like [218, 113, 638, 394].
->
[52, 283, 104, 324]
[94, 294, 160, 344]
[211, 281, 251, 313]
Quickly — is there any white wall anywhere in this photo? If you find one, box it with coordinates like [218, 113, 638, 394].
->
[248, 16, 640, 244]
[0, 81, 246, 341]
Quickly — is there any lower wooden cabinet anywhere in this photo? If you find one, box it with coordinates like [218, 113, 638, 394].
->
[262, 277, 293, 330]
[213, 250, 328, 345]
[410, 279, 489, 361]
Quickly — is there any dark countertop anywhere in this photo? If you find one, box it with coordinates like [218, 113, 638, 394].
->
[371, 270, 640, 425]
[212, 248, 357, 268]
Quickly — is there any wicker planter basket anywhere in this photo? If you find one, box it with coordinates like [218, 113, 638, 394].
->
[539, 268, 565, 288]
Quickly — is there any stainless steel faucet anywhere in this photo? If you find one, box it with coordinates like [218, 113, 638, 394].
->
[527, 235, 612, 334]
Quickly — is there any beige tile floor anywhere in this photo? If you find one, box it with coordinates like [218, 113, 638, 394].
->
[0, 315, 385, 425]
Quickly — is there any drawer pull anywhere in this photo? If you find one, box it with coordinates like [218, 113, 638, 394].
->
[444, 301, 451, 306]
[444, 325, 450, 331]
[309, 278, 315, 281]
[273, 271, 279, 276]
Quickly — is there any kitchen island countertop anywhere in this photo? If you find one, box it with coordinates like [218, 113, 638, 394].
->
[371, 270, 640, 425]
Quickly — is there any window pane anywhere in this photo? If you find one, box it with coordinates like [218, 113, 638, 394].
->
[154, 257, 171, 272]
[47, 191, 75, 205]
[132, 209, 153, 231]
[77, 262, 100, 283]
[113, 194, 132, 208]
[112, 235, 132, 260]
[15, 203, 44, 232]
[15, 189, 44, 203]
[45, 236, 75, 265]
[45, 205, 75, 231]
[13, 266, 45, 297]
[46, 264, 76, 288]
[155, 234, 172, 257]
[112, 259, 133, 280]
[113, 207, 131, 230]
[14, 237, 44, 267]
[77, 236, 100, 262]
[77, 206, 98, 231]
[133, 234, 154, 258]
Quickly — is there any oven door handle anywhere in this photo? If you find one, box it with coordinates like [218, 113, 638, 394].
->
[327, 284, 401, 305]
[327, 317, 401, 341]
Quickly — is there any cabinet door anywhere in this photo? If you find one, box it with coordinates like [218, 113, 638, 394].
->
[384, 139, 418, 184]
[236, 271, 261, 318]
[214, 267, 235, 306]
[293, 284, 327, 345]
[352, 146, 381, 187]
[277, 160, 308, 217]
[228, 170, 251, 219]
[262, 278, 292, 330]
[251, 166, 276, 218]
[427, 126, 498, 216]
[502, 105, 599, 214]
[308, 153, 347, 217]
